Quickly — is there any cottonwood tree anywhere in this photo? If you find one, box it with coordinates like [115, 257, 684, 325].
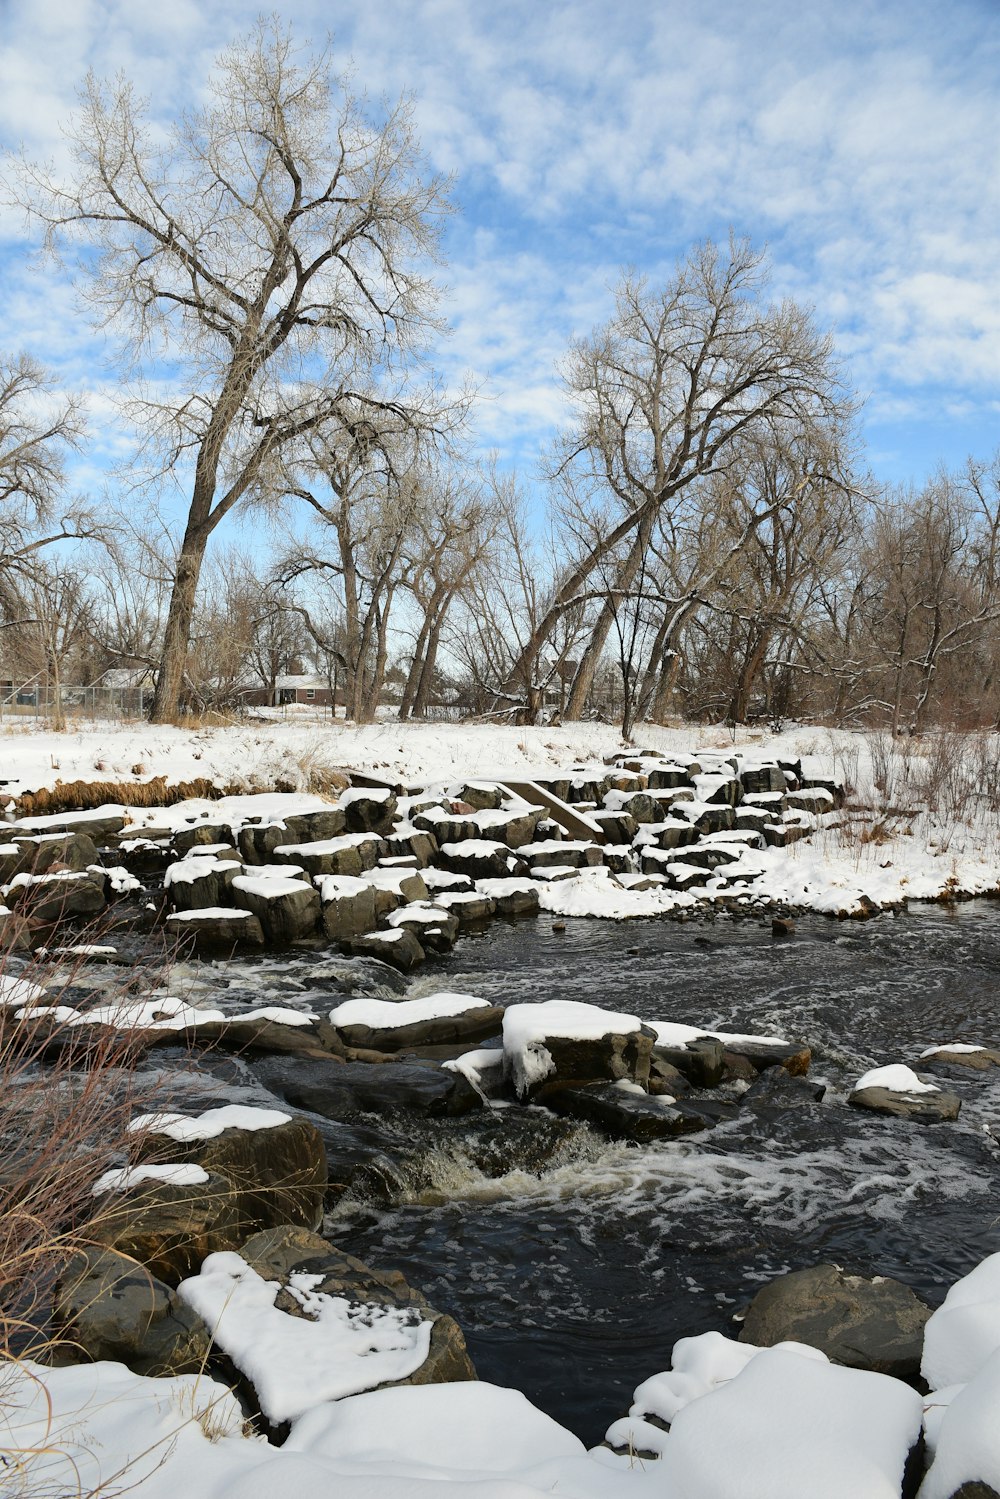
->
[0, 354, 88, 617]
[506, 238, 846, 720]
[277, 410, 436, 721]
[397, 470, 494, 719]
[13, 23, 455, 722]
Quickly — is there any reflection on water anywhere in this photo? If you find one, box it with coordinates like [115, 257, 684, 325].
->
[213, 903, 1000, 1441]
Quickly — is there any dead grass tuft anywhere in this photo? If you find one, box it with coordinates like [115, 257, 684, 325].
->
[13, 778, 242, 818]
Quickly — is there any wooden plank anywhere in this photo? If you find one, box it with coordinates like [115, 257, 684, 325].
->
[500, 780, 604, 844]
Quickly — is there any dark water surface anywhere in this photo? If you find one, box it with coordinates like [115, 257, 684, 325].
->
[216, 905, 1000, 1442]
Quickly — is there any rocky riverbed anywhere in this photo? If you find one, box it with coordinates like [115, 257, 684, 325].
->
[3, 752, 1000, 1496]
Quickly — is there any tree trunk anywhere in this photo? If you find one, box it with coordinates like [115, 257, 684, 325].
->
[150, 536, 207, 722]
[413, 604, 450, 717]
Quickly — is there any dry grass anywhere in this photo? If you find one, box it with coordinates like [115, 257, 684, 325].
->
[12, 777, 241, 819]
[0, 942, 175, 1363]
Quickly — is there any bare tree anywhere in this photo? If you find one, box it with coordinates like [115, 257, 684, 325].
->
[0, 354, 88, 615]
[397, 470, 493, 719]
[12, 23, 455, 722]
[504, 238, 845, 719]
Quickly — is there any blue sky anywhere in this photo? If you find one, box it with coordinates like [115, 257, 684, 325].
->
[2, 0, 1000, 520]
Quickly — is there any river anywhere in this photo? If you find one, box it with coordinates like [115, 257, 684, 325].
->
[177, 902, 1000, 1443]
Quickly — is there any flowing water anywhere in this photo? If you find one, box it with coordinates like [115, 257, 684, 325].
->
[186, 904, 1000, 1442]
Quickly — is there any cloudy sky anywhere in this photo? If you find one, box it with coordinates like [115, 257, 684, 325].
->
[2, 0, 999, 510]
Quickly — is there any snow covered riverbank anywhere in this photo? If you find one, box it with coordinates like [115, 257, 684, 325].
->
[4, 716, 1000, 919]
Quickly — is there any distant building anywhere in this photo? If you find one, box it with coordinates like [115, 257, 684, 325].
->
[242, 672, 335, 708]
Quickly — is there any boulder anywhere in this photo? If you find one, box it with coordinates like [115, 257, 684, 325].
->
[432, 891, 497, 925]
[384, 903, 460, 952]
[316, 876, 378, 941]
[651, 1035, 726, 1088]
[546, 1081, 715, 1142]
[738, 1263, 931, 1379]
[53, 1247, 212, 1375]
[331, 999, 505, 1053]
[170, 823, 236, 857]
[164, 855, 241, 912]
[502, 1000, 654, 1101]
[231, 874, 321, 943]
[385, 829, 438, 866]
[438, 839, 528, 880]
[235, 1224, 476, 1412]
[523, 840, 603, 870]
[740, 765, 786, 795]
[848, 1083, 961, 1123]
[132, 1111, 327, 1235]
[343, 929, 425, 972]
[12, 831, 100, 875]
[165, 908, 266, 952]
[341, 788, 398, 834]
[743, 1067, 826, 1108]
[272, 833, 386, 877]
[476, 880, 540, 918]
[89, 1170, 243, 1284]
[723, 1038, 812, 1077]
[6, 870, 107, 923]
[251, 1056, 482, 1119]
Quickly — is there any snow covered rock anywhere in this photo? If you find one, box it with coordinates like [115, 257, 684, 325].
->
[849, 1065, 961, 1123]
[231, 873, 321, 943]
[314, 874, 378, 940]
[5, 867, 107, 922]
[328, 992, 503, 1052]
[922, 1253, 1000, 1391]
[438, 837, 529, 880]
[502, 1000, 654, 1101]
[343, 928, 425, 971]
[180, 1225, 476, 1432]
[169, 821, 236, 857]
[659, 1345, 923, 1499]
[920, 1042, 1000, 1071]
[738, 1263, 931, 1379]
[383, 901, 460, 951]
[131, 1106, 327, 1238]
[474, 877, 541, 917]
[272, 832, 386, 876]
[165, 907, 266, 951]
[164, 854, 241, 911]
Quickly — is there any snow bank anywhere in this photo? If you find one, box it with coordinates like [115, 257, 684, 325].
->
[920, 1347, 1000, 1498]
[658, 1345, 922, 1499]
[285, 1381, 585, 1475]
